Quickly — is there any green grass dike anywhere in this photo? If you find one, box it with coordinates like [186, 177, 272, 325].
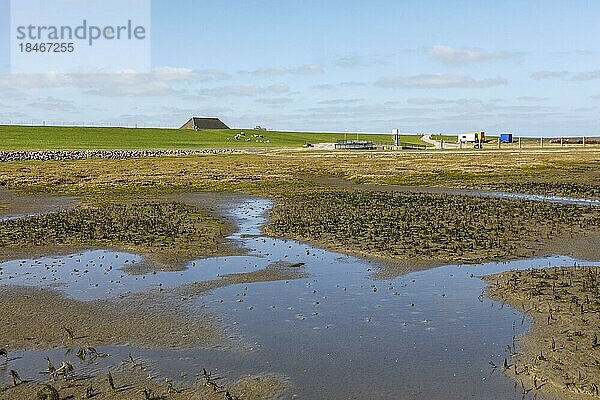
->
[0, 125, 428, 150]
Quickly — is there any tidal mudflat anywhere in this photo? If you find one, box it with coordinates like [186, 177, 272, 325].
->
[2, 196, 598, 399]
[0, 187, 76, 222]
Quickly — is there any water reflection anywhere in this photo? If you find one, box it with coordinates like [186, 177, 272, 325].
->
[2, 198, 599, 399]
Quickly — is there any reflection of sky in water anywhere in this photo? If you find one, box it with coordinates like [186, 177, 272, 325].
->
[474, 190, 600, 206]
[1, 197, 599, 399]
[0, 200, 273, 301]
[0, 251, 270, 301]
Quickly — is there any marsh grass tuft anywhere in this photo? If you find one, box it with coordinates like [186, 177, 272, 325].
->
[0, 202, 211, 247]
[265, 190, 600, 265]
[486, 266, 600, 398]
[0, 201, 234, 266]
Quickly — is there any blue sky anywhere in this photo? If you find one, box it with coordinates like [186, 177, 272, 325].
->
[0, 0, 8, 73]
[1, 0, 600, 135]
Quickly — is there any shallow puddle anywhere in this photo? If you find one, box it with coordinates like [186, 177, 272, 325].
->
[2, 198, 600, 399]
[473, 190, 600, 206]
[0, 251, 270, 301]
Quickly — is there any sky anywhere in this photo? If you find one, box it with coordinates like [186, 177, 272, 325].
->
[1, 0, 600, 135]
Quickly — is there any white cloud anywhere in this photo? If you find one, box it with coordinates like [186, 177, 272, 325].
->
[27, 96, 77, 112]
[529, 70, 600, 81]
[240, 65, 323, 76]
[529, 70, 570, 80]
[339, 81, 367, 87]
[162, 106, 234, 115]
[303, 104, 428, 117]
[406, 97, 549, 110]
[406, 97, 448, 105]
[287, 99, 561, 134]
[313, 83, 336, 91]
[442, 99, 494, 114]
[573, 106, 599, 112]
[197, 84, 290, 97]
[375, 73, 507, 88]
[425, 45, 521, 64]
[317, 98, 365, 105]
[0, 67, 229, 97]
[313, 82, 367, 90]
[0, 87, 26, 100]
[255, 98, 294, 105]
[334, 56, 369, 68]
[296, 65, 323, 74]
[517, 96, 547, 102]
[0, 110, 29, 121]
[84, 82, 182, 97]
[153, 67, 229, 81]
[572, 70, 600, 81]
[554, 50, 599, 56]
[442, 100, 556, 115]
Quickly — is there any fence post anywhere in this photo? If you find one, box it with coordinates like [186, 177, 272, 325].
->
[540, 137, 543, 148]
[583, 137, 586, 147]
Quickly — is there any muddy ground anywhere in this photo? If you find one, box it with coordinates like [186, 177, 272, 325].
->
[0, 259, 304, 399]
[0, 260, 307, 350]
[0, 189, 300, 399]
[0, 285, 223, 350]
[1, 365, 286, 400]
[0, 189, 303, 351]
[374, 232, 600, 279]
[485, 266, 600, 399]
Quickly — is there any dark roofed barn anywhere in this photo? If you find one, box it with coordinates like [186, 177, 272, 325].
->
[180, 117, 230, 131]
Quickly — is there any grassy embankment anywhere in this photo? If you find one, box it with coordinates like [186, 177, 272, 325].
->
[486, 267, 600, 399]
[0, 125, 428, 150]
